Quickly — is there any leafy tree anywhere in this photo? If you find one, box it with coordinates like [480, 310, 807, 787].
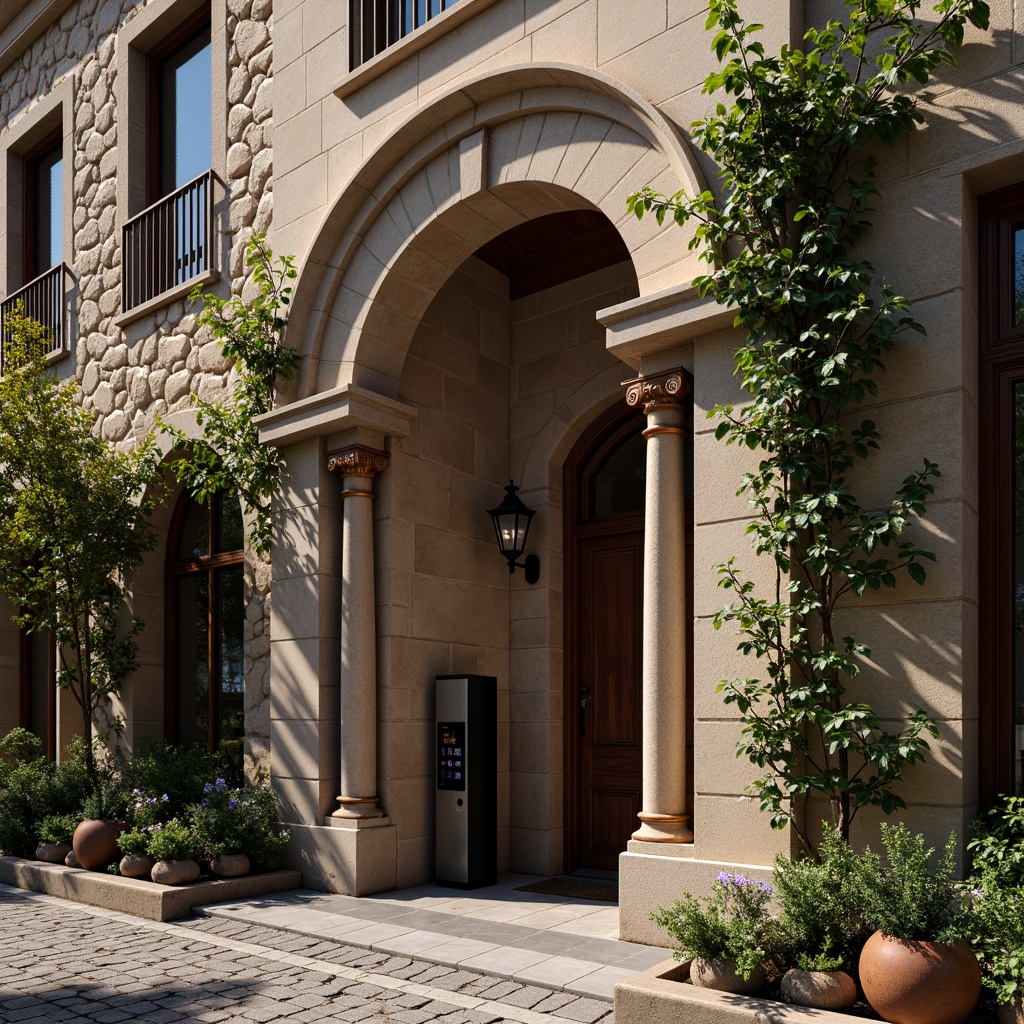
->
[160, 233, 299, 556]
[0, 309, 160, 780]
[628, 0, 989, 853]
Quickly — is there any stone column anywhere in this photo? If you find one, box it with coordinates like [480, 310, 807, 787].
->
[326, 444, 389, 820]
[624, 368, 694, 843]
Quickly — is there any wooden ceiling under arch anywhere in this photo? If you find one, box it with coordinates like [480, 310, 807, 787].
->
[473, 209, 632, 300]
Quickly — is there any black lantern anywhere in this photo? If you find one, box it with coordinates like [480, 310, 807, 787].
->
[486, 480, 540, 584]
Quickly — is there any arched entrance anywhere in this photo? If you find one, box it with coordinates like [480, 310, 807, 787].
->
[563, 401, 694, 871]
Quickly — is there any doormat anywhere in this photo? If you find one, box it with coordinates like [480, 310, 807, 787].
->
[515, 877, 618, 903]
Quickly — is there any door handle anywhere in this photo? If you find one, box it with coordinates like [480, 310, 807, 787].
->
[579, 686, 589, 737]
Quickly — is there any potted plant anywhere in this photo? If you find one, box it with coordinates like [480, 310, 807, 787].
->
[856, 823, 981, 1024]
[773, 828, 868, 1010]
[35, 813, 79, 864]
[650, 871, 775, 994]
[968, 875, 1024, 1024]
[146, 818, 200, 885]
[191, 779, 250, 878]
[116, 827, 155, 879]
[72, 784, 128, 871]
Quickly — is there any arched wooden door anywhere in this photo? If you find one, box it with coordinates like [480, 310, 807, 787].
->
[564, 402, 693, 871]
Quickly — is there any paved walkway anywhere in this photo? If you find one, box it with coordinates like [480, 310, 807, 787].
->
[196, 875, 668, 1000]
[0, 884, 628, 1024]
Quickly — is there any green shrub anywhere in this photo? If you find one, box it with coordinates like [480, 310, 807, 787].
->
[189, 777, 289, 864]
[968, 795, 1024, 887]
[856, 823, 967, 943]
[772, 828, 870, 973]
[969, 875, 1024, 1005]
[651, 872, 776, 981]
[0, 727, 43, 768]
[116, 826, 150, 857]
[37, 814, 79, 846]
[146, 819, 197, 862]
[81, 781, 129, 821]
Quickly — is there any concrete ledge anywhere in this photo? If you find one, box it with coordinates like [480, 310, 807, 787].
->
[615, 960, 852, 1024]
[0, 856, 301, 922]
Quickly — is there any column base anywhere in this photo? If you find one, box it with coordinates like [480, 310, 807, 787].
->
[331, 795, 383, 820]
[283, 822, 397, 896]
[631, 811, 694, 844]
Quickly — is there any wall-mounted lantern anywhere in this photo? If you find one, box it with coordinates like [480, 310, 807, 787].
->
[486, 480, 540, 584]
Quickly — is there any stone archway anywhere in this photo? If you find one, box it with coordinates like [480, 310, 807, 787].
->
[284, 63, 707, 404]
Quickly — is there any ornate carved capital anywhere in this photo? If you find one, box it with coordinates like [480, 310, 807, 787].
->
[326, 445, 389, 479]
[623, 369, 692, 415]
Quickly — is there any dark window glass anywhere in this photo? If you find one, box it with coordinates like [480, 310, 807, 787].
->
[27, 139, 62, 279]
[589, 430, 646, 518]
[27, 629, 55, 756]
[169, 493, 244, 758]
[1014, 381, 1024, 793]
[158, 26, 211, 196]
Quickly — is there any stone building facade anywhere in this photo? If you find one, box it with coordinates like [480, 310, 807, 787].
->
[0, 0, 1016, 946]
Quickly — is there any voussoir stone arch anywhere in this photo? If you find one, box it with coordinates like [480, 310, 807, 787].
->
[285, 63, 709, 403]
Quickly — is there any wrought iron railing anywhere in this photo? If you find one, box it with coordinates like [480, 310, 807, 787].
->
[0, 262, 70, 373]
[122, 169, 217, 313]
[350, 0, 461, 69]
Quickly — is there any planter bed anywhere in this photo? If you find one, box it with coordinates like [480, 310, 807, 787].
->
[0, 855, 301, 922]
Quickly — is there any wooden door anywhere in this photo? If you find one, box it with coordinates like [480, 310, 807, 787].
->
[577, 530, 644, 870]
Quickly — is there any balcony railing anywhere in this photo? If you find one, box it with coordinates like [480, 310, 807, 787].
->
[122, 169, 217, 314]
[350, 0, 461, 69]
[0, 262, 70, 374]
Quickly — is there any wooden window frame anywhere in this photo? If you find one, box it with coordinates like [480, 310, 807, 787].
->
[978, 182, 1024, 803]
[19, 625, 57, 760]
[164, 490, 244, 752]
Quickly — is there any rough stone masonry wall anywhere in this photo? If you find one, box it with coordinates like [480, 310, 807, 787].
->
[0, 0, 274, 771]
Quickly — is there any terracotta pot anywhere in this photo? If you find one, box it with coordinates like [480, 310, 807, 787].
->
[64, 849, 80, 868]
[998, 999, 1024, 1024]
[781, 968, 857, 1011]
[118, 854, 155, 879]
[690, 957, 764, 995]
[151, 859, 200, 886]
[211, 853, 250, 878]
[859, 930, 981, 1024]
[35, 843, 71, 864]
[72, 820, 125, 871]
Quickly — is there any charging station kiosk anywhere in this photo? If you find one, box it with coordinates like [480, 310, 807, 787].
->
[435, 674, 497, 888]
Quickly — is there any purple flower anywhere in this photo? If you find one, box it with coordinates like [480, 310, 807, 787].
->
[215, 778, 227, 792]
[754, 880, 774, 894]
[200, 799, 209, 809]
[734, 874, 748, 886]
[131, 788, 141, 796]
[717, 871, 732, 884]
[203, 783, 213, 794]
[161, 794, 169, 803]
[228, 799, 238, 810]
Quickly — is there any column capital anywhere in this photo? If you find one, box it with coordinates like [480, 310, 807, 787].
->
[623, 368, 693, 415]
[326, 444, 389, 478]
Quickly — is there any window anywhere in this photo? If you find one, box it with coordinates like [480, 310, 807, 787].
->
[979, 184, 1024, 801]
[24, 131, 62, 281]
[20, 627, 56, 760]
[121, 6, 217, 316]
[166, 492, 244, 760]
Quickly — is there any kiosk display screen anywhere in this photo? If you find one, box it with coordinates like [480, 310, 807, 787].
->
[437, 722, 466, 791]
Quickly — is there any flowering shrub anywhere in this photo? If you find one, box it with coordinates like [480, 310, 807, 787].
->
[127, 789, 171, 829]
[651, 872, 776, 981]
[189, 777, 289, 865]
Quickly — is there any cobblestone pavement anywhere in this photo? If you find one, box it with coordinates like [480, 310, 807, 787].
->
[0, 887, 616, 1024]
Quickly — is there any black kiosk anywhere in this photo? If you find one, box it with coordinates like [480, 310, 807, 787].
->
[435, 674, 497, 888]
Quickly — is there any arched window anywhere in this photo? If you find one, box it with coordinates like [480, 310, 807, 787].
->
[166, 491, 245, 759]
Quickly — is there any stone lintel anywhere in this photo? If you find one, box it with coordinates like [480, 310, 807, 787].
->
[599, 282, 737, 368]
[256, 384, 416, 448]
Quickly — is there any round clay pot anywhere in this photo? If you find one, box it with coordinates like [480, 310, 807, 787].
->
[35, 843, 71, 864]
[859, 930, 981, 1024]
[998, 1000, 1024, 1024]
[151, 859, 200, 886]
[72, 820, 125, 871]
[64, 849, 80, 868]
[781, 968, 857, 1011]
[118, 854, 155, 879]
[211, 853, 250, 878]
[690, 957, 764, 995]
